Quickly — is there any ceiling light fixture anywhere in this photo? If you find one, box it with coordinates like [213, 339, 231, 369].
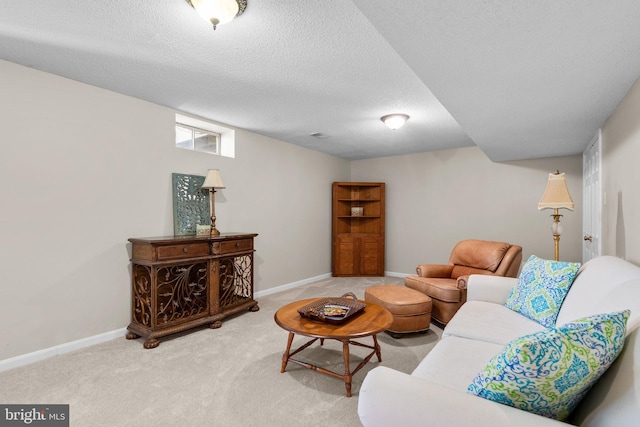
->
[186, 0, 247, 30]
[381, 114, 410, 130]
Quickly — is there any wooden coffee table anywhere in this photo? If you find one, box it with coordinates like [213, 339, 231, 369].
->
[274, 298, 393, 397]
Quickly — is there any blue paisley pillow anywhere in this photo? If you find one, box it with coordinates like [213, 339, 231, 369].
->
[504, 255, 581, 328]
[468, 310, 630, 420]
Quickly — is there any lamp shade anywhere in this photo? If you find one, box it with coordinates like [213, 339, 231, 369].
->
[538, 171, 574, 210]
[201, 169, 225, 189]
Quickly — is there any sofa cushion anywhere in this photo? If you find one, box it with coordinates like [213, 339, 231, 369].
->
[444, 301, 546, 346]
[467, 310, 630, 421]
[504, 255, 580, 328]
[411, 335, 503, 392]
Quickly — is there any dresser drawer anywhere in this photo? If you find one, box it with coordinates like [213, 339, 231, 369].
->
[156, 242, 210, 260]
[212, 239, 253, 255]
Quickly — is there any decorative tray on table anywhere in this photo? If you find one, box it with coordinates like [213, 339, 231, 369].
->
[297, 292, 366, 324]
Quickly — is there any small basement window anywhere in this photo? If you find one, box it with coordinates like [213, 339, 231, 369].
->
[176, 124, 220, 155]
[175, 114, 235, 158]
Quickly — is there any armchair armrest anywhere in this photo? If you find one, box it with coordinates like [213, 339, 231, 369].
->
[416, 263, 454, 278]
[358, 367, 566, 427]
[457, 274, 470, 290]
[467, 275, 517, 304]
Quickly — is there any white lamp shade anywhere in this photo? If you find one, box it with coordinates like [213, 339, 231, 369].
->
[201, 169, 225, 189]
[538, 172, 574, 210]
[190, 0, 239, 26]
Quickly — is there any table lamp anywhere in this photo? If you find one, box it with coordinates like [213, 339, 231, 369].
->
[201, 169, 225, 236]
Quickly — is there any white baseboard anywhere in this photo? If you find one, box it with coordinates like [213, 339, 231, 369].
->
[255, 271, 410, 298]
[385, 271, 410, 278]
[254, 273, 333, 298]
[255, 271, 411, 298]
[2, 272, 408, 372]
[0, 275, 331, 372]
[0, 328, 127, 373]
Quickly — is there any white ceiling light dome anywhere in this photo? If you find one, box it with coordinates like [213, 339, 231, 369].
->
[381, 114, 410, 130]
[187, 0, 246, 29]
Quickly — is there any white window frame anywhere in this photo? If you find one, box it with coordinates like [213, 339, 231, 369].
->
[176, 123, 220, 155]
[175, 113, 235, 158]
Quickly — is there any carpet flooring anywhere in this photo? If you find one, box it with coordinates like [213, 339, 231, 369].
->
[0, 276, 442, 426]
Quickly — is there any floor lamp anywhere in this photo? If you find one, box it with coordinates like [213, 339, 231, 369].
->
[201, 169, 225, 236]
[538, 171, 574, 261]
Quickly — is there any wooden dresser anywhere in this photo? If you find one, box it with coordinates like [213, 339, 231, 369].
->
[126, 233, 258, 348]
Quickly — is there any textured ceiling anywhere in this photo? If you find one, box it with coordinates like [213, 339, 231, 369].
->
[1, 1, 639, 161]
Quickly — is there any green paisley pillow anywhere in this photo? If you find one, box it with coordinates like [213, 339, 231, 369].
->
[504, 255, 581, 328]
[467, 310, 630, 420]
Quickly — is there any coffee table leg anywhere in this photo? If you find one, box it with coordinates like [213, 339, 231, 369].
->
[373, 334, 382, 362]
[281, 332, 295, 373]
[342, 340, 352, 398]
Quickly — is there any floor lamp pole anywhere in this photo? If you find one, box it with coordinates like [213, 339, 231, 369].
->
[551, 208, 562, 261]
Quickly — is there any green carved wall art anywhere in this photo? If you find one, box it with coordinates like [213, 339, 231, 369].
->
[172, 173, 210, 236]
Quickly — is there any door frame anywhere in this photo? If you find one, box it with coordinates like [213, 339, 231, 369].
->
[582, 129, 603, 262]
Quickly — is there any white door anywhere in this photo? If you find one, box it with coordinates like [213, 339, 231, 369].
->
[582, 130, 602, 262]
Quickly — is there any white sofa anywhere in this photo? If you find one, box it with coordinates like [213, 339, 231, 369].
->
[358, 256, 640, 427]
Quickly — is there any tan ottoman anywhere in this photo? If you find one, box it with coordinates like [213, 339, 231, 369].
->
[364, 285, 432, 338]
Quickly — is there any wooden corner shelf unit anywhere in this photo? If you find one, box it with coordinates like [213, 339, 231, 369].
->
[332, 182, 385, 276]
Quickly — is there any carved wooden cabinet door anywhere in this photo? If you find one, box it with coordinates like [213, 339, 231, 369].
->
[217, 253, 254, 311]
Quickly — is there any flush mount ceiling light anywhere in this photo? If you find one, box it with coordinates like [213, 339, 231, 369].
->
[381, 113, 410, 130]
[187, 0, 247, 30]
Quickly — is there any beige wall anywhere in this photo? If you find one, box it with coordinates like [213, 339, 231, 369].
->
[602, 75, 640, 265]
[0, 59, 349, 360]
[350, 148, 583, 273]
[4, 56, 629, 363]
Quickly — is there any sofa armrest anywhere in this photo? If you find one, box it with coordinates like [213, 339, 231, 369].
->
[416, 263, 454, 278]
[358, 367, 567, 427]
[466, 275, 517, 304]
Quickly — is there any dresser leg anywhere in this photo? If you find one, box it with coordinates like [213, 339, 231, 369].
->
[249, 304, 260, 312]
[210, 320, 223, 329]
[125, 332, 139, 340]
[143, 338, 160, 349]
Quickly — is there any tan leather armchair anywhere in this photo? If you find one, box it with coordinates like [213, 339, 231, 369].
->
[404, 239, 522, 325]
